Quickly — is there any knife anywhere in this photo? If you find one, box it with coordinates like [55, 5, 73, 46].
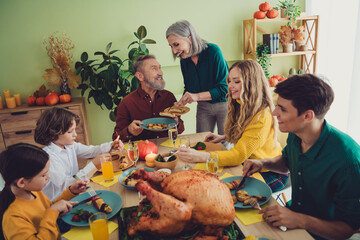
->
[236, 169, 248, 190]
[72, 192, 102, 207]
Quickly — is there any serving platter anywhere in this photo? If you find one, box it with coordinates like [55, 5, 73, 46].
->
[140, 117, 178, 132]
[98, 153, 134, 172]
[221, 176, 271, 208]
[62, 190, 122, 227]
[191, 142, 224, 151]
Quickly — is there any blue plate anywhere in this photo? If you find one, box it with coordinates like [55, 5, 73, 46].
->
[222, 176, 271, 208]
[62, 190, 122, 226]
[140, 117, 178, 132]
[119, 167, 155, 190]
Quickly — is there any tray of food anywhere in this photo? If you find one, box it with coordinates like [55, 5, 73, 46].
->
[97, 153, 134, 172]
[160, 106, 190, 117]
[118, 203, 245, 240]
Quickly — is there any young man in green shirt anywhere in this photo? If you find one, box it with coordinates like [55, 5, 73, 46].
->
[243, 74, 360, 240]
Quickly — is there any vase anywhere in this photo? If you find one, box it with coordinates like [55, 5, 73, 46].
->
[281, 8, 287, 18]
[295, 41, 306, 51]
[60, 78, 71, 95]
[282, 43, 293, 53]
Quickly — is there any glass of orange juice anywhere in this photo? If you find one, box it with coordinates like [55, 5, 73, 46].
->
[100, 156, 114, 181]
[89, 212, 109, 240]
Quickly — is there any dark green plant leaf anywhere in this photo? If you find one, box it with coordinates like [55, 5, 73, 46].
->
[93, 90, 103, 106]
[127, 41, 138, 49]
[110, 56, 122, 65]
[75, 63, 83, 75]
[128, 48, 138, 60]
[81, 52, 88, 62]
[137, 25, 147, 40]
[86, 60, 96, 65]
[134, 32, 139, 40]
[142, 39, 156, 44]
[106, 42, 112, 53]
[88, 90, 94, 104]
[131, 77, 139, 91]
[109, 49, 119, 55]
[94, 51, 106, 58]
[109, 110, 117, 122]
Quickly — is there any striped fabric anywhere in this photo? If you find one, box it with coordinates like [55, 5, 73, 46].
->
[260, 171, 289, 192]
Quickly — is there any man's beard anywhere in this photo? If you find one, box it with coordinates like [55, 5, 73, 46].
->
[144, 76, 165, 90]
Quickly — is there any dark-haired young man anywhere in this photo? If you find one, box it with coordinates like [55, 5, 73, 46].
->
[113, 55, 184, 141]
[243, 74, 360, 239]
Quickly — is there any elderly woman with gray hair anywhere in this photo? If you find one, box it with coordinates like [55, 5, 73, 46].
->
[166, 20, 228, 134]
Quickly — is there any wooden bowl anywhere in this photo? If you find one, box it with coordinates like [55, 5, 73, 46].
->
[154, 153, 178, 170]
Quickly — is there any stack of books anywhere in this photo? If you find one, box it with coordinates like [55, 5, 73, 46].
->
[263, 34, 279, 54]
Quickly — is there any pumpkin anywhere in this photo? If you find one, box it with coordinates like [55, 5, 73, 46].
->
[253, 11, 266, 19]
[259, 2, 271, 12]
[45, 93, 59, 106]
[26, 96, 36, 106]
[35, 97, 45, 106]
[266, 9, 278, 18]
[59, 94, 72, 103]
[138, 140, 158, 160]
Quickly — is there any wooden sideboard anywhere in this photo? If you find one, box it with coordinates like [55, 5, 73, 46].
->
[0, 97, 91, 152]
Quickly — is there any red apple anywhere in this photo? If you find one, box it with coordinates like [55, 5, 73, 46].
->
[36, 97, 45, 106]
[45, 93, 59, 106]
[26, 96, 37, 106]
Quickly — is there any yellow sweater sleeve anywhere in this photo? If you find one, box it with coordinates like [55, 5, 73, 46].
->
[217, 108, 281, 167]
[2, 192, 60, 240]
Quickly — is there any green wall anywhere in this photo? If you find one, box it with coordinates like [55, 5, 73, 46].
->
[0, 0, 305, 145]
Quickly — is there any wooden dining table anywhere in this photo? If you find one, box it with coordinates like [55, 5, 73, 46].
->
[89, 132, 313, 240]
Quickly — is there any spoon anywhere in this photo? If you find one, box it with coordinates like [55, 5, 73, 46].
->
[164, 150, 179, 162]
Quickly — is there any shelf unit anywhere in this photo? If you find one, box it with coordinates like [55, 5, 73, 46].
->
[243, 15, 319, 73]
[0, 97, 91, 152]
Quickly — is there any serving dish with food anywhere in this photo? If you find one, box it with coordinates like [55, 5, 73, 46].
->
[62, 190, 123, 227]
[97, 152, 134, 172]
[119, 167, 155, 190]
[159, 106, 190, 118]
[140, 117, 178, 132]
[222, 176, 271, 208]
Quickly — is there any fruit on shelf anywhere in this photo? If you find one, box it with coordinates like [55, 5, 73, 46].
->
[266, 9, 278, 18]
[298, 69, 304, 74]
[59, 94, 71, 103]
[272, 75, 281, 80]
[268, 77, 279, 87]
[26, 96, 37, 106]
[254, 11, 266, 19]
[45, 93, 59, 106]
[35, 97, 45, 106]
[279, 77, 287, 82]
[259, 2, 271, 11]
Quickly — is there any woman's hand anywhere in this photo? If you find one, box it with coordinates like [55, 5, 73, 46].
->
[69, 180, 89, 195]
[242, 159, 264, 177]
[177, 147, 210, 163]
[178, 92, 198, 105]
[50, 200, 77, 216]
[92, 153, 111, 169]
[204, 133, 225, 143]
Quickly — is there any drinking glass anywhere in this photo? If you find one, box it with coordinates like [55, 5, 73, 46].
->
[128, 142, 139, 166]
[179, 136, 191, 170]
[89, 212, 109, 240]
[100, 156, 114, 181]
[206, 152, 219, 175]
[168, 123, 178, 149]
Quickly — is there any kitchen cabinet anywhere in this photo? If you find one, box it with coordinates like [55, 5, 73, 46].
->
[243, 15, 319, 73]
[0, 97, 91, 151]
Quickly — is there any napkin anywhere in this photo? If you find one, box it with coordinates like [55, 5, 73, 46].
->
[160, 139, 180, 148]
[62, 221, 118, 240]
[193, 163, 224, 173]
[219, 172, 267, 226]
[91, 172, 122, 187]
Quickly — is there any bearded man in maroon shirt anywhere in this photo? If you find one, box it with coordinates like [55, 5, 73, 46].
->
[113, 55, 184, 141]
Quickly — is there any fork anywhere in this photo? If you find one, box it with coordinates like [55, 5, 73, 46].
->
[249, 198, 287, 232]
[73, 175, 97, 197]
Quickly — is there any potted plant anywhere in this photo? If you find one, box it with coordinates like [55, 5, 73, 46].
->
[292, 25, 306, 51]
[277, 0, 302, 26]
[75, 26, 156, 121]
[256, 43, 272, 79]
[279, 25, 294, 52]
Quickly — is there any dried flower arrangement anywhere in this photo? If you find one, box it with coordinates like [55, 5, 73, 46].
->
[42, 33, 80, 94]
[279, 25, 293, 45]
[292, 25, 305, 42]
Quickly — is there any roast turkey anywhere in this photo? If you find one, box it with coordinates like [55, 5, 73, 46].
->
[128, 169, 235, 238]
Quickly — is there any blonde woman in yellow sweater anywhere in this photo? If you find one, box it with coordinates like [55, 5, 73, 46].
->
[178, 60, 288, 191]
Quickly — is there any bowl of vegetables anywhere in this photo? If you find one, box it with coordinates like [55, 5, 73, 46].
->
[154, 152, 178, 170]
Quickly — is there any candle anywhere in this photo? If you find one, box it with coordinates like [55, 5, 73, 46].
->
[3, 90, 10, 99]
[0, 96, 3, 109]
[5, 97, 16, 109]
[145, 152, 157, 168]
[13, 93, 21, 106]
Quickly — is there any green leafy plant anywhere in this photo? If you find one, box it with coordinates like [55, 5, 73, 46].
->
[75, 26, 156, 121]
[277, 0, 301, 26]
[256, 43, 272, 79]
